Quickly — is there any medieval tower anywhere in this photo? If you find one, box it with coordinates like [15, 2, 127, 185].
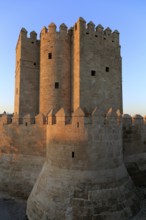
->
[14, 17, 122, 117]
[9, 17, 142, 219]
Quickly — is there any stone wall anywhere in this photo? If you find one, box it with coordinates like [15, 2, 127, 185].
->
[39, 23, 71, 115]
[0, 114, 46, 199]
[14, 28, 40, 117]
[27, 108, 140, 220]
[123, 114, 146, 186]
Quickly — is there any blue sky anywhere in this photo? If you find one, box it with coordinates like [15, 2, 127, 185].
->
[0, 0, 146, 115]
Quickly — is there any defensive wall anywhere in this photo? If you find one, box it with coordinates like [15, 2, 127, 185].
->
[0, 109, 146, 218]
[123, 114, 146, 187]
[0, 113, 46, 199]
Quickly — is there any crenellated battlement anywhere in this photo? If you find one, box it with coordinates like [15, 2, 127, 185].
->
[73, 17, 120, 46]
[19, 18, 120, 46]
[19, 27, 39, 40]
[0, 107, 122, 128]
[0, 113, 45, 126]
[16, 28, 40, 51]
[40, 22, 69, 39]
[122, 113, 146, 127]
[47, 107, 122, 128]
[2, 110, 146, 130]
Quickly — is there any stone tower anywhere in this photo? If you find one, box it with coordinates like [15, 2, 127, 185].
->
[14, 17, 122, 117]
[27, 107, 140, 220]
[26, 18, 140, 220]
[72, 18, 122, 113]
[14, 28, 40, 117]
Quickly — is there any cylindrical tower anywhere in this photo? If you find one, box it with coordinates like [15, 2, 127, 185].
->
[39, 23, 71, 115]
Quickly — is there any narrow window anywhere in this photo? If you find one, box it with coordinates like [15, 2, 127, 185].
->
[77, 122, 79, 128]
[91, 70, 96, 76]
[55, 82, 59, 89]
[31, 41, 34, 44]
[25, 122, 27, 126]
[72, 152, 75, 158]
[33, 62, 36, 66]
[105, 67, 109, 72]
[48, 53, 52, 59]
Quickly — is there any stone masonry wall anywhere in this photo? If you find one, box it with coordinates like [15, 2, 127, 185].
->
[0, 114, 46, 199]
[72, 18, 122, 114]
[27, 108, 140, 220]
[39, 23, 71, 115]
[123, 114, 146, 186]
[14, 28, 40, 117]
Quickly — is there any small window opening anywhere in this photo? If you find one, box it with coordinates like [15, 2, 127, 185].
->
[25, 122, 27, 126]
[31, 41, 34, 44]
[86, 32, 89, 35]
[48, 53, 52, 59]
[33, 62, 36, 66]
[112, 40, 114, 42]
[77, 122, 79, 128]
[55, 82, 59, 89]
[104, 37, 106, 40]
[75, 24, 77, 30]
[91, 70, 96, 76]
[72, 152, 75, 158]
[95, 35, 98, 37]
[144, 141, 146, 145]
[105, 67, 109, 72]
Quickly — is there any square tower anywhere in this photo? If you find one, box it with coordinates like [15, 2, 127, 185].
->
[71, 17, 122, 114]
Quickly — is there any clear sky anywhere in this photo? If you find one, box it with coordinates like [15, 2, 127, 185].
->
[0, 0, 146, 115]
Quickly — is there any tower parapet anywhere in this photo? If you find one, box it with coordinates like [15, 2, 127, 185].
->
[123, 113, 146, 187]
